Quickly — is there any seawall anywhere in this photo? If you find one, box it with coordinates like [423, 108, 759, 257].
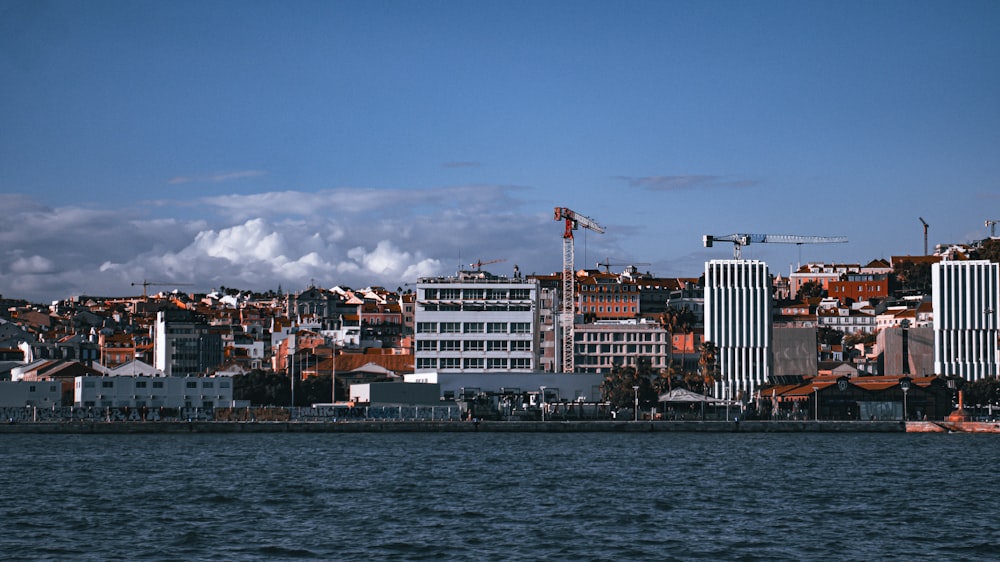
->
[0, 420, 908, 434]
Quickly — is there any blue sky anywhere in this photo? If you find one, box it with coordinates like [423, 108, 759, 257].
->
[1, 0, 998, 302]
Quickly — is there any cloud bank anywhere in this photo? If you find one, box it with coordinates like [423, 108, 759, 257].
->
[0, 185, 564, 302]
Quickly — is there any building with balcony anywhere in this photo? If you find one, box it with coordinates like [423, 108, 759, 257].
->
[414, 270, 540, 373]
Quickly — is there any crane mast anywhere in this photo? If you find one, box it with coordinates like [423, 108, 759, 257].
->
[703, 233, 848, 259]
[987, 219, 999, 238]
[554, 207, 605, 373]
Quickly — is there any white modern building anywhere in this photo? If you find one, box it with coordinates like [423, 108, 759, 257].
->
[0, 380, 62, 408]
[74, 375, 234, 409]
[154, 309, 224, 377]
[414, 270, 540, 373]
[704, 260, 773, 401]
[932, 260, 999, 380]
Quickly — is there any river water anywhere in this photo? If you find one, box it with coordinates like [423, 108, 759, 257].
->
[1, 432, 997, 561]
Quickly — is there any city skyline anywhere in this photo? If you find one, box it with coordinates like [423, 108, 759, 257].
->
[2, 1, 998, 303]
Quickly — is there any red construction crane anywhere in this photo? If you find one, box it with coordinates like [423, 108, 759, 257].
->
[469, 258, 505, 271]
[554, 207, 605, 373]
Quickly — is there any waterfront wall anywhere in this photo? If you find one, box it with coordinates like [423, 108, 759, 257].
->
[0, 420, 907, 434]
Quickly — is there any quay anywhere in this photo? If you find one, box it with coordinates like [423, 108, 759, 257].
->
[0, 419, 911, 434]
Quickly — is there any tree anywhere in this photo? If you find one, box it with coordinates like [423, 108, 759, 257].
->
[972, 238, 1000, 263]
[798, 281, 825, 300]
[600, 364, 656, 410]
[818, 327, 845, 346]
[893, 261, 932, 296]
[698, 341, 719, 396]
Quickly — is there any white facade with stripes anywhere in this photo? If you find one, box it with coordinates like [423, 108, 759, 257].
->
[932, 260, 999, 381]
[704, 260, 773, 401]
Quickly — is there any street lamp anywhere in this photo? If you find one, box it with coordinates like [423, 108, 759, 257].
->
[900, 377, 911, 421]
[633, 385, 640, 421]
[540, 386, 547, 422]
[812, 386, 819, 421]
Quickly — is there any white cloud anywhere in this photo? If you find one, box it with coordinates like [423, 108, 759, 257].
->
[9, 255, 54, 274]
[0, 185, 585, 302]
[167, 170, 267, 185]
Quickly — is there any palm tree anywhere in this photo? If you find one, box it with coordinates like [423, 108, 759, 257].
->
[699, 341, 718, 396]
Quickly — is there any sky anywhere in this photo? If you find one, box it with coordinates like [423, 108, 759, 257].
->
[2, 0, 999, 303]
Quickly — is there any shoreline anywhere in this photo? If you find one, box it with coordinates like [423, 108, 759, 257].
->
[0, 419, 914, 434]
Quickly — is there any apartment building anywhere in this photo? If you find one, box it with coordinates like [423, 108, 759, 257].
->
[572, 320, 670, 374]
[74, 375, 233, 409]
[704, 260, 773, 401]
[153, 309, 224, 377]
[932, 260, 999, 380]
[414, 270, 540, 373]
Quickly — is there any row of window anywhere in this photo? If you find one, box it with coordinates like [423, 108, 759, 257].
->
[418, 304, 532, 312]
[84, 380, 229, 389]
[575, 344, 667, 354]
[416, 322, 532, 334]
[581, 306, 638, 314]
[416, 340, 533, 352]
[423, 288, 532, 300]
[575, 332, 665, 342]
[579, 295, 639, 303]
[416, 358, 533, 369]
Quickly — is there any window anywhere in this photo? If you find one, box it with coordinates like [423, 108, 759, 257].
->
[487, 340, 508, 352]
[510, 322, 530, 334]
[440, 289, 461, 299]
[463, 358, 484, 369]
[440, 322, 461, 333]
[487, 358, 508, 369]
[186, 381, 198, 388]
[509, 289, 530, 300]
[417, 340, 437, 351]
[423, 289, 438, 300]
[102, 380, 114, 388]
[487, 322, 508, 333]
[135, 381, 147, 388]
[203, 381, 214, 389]
[510, 358, 531, 369]
[152, 381, 164, 389]
[463, 340, 485, 351]
[511, 341, 531, 351]
[463, 322, 484, 333]
[440, 358, 460, 369]
[439, 340, 461, 351]
[417, 358, 437, 369]
[417, 322, 437, 333]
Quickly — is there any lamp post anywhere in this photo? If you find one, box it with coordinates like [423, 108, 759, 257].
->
[900, 377, 911, 421]
[813, 386, 819, 421]
[540, 386, 547, 422]
[633, 385, 640, 421]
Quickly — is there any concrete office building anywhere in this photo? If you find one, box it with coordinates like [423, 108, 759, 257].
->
[932, 260, 999, 380]
[414, 270, 540, 373]
[704, 260, 773, 401]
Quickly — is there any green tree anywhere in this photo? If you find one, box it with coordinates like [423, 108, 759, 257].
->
[972, 238, 1000, 263]
[893, 261, 932, 296]
[798, 281, 825, 300]
[698, 341, 719, 396]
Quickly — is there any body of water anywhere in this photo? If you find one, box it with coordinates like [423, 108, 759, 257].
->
[1, 432, 997, 561]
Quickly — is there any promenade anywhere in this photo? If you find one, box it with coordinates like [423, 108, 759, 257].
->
[0, 419, 909, 434]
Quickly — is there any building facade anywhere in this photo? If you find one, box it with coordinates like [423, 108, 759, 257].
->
[153, 310, 224, 377]
[572, 320, 670, 374]
[704, 260, 773, 401]
[932, 260, 999, 380]
[414, 271, 540, 373]
[74, 375, 233, 409]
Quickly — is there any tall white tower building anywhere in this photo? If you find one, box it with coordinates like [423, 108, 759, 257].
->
[704, 260, 773, 400]
[932, 260, 999, 380]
